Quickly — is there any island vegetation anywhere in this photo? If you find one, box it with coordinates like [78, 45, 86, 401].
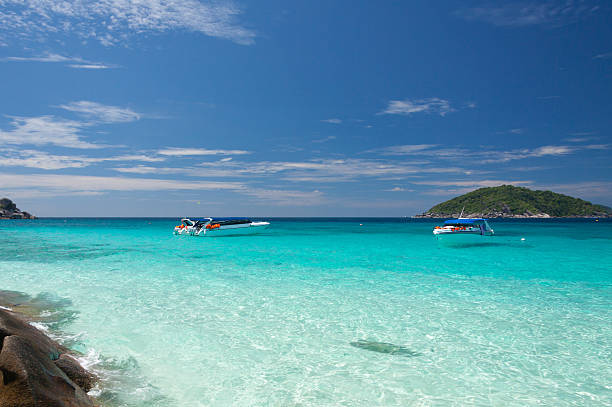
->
[416, 185, 612, 218]
[0, 198, 35, 219]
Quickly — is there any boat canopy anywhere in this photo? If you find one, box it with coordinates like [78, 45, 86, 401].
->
[211, 217, 251, 226]
[443, 218, 487, 225]
[210, 217, 250, 222]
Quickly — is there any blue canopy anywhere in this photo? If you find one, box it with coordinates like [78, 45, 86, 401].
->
[444, 218, 486, 225]
[211, 217, 250, 221]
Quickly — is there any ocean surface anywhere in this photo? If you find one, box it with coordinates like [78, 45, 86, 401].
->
[0, 218, 610, 406]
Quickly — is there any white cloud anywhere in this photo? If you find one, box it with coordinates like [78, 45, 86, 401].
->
[369, 143, 601, 163]
[594, 51, 612, 59]
[58, 101, 140, 123]
[0, 0, 255, 46]
[379, 98, 453, 116]
[413, 180, 532, 188]
[386, 187, 406, 192]
[0, 149, 164, 170]
[244, 188, 325, 205]
[1, 53, 75, 63]
[67, 64, 116, 69]
[0, 52, 117, 69]
[114, 157, 467, 182]
[0, 101, 143, 148]
[457, 1, 599, 27]
[530, 145, 573, 156]
[370, 144, 438, 155]
[312, 135, 336, 144]
[0, 115, 99, 149]
[158, 147, 250, 156]
[321, 118, 342, 124]
[0, 173, 244, 193]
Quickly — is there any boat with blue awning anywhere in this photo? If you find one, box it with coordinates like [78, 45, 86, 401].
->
[433, 218, 494, 237]
[174, 217, 270, 237]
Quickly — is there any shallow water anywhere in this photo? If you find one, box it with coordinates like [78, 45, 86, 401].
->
[0, 218, 610, 406]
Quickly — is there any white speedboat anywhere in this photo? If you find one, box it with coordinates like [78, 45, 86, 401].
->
[174, 217, 270, 237]
[433, 218, 494, 238]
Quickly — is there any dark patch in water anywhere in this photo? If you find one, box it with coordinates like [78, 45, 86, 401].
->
[350, 340, 422, 357]
[0, 290, 78, 330]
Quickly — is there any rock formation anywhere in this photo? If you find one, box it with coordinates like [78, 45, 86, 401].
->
[0, 308, 96, 406]
[0, 198, 35, 219]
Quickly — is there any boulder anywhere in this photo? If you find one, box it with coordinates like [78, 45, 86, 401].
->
[55, 354, 97, 393]
[0, 309, 65, 361]
[0, 309, 95, 407]
[0, 336, 93, 407]
[0, 198, 16, 212]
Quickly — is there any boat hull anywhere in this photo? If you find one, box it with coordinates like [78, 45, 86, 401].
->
[203, 222, 269, 237]
[434, 232, 491, 240]
[175, 222, 270, 237]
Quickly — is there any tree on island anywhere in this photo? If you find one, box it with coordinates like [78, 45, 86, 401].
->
[417, 185, 612, 218]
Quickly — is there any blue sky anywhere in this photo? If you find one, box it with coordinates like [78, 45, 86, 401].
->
[0, 0, 611, 216]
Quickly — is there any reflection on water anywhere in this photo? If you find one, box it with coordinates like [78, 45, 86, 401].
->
[350, 340, 423, 357]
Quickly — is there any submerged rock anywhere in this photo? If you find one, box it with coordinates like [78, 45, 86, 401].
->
[0, 308, 95, 406]
[350, 339, 422, 357]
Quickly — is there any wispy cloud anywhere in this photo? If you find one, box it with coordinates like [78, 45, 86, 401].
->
[158, 147, 251, 156]
[67, 64, 116, 70]
[413, 179, 534, 196]
[368, 144, 438, 155]
[0, 101, 144, 148]
[312, 135, 336, 144]
[0, 0, 255, 46]
[413, 179, 533, 188]
[379, 98, 454, 116]
[0, 173, 328, 206]
[368, 143, 606, 163]
[457, 1, 599, 27]
[58, 101, 140, 123]
[321, 118, 342, 124]
[532, 181, 612, 198]
[593, 51, 612, 59]
[0, 115, 99, 149]
[114, 157, 468, 182]
[0, 173, 245, 194]
[0, 149, 164, 170]
[0, 52, 117, 69]
[243, 188, 325, 205]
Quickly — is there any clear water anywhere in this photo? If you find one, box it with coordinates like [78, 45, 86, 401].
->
[0, 218, 610, 406]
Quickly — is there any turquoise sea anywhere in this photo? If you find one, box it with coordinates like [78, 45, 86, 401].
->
[0, 218, 611, 406]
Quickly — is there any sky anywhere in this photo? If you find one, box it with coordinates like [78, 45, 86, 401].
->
[0, 0, 611, 217]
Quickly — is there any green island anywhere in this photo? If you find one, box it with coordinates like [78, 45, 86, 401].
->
[416, 185, 612, 218]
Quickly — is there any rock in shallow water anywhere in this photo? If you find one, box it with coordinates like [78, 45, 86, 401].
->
[0, 308, 95, 407]
[350, 339, 422, 357]
[55, 354, 97, 393]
